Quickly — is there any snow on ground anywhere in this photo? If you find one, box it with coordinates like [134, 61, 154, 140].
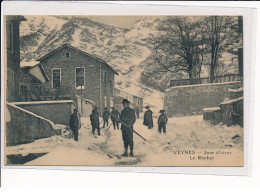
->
[6, 115, 243, 166]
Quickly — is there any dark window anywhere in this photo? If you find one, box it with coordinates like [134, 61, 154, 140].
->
[238, 16, 243, 34]
[103, 71, 107, 83]
[6, 22, 13, 50]
[110, 80, 114, 95]
[76, 67, 84, 88]
[238, 48, 243, 76]
[65, 52, 70, 59]
[52, 69, 61, 89]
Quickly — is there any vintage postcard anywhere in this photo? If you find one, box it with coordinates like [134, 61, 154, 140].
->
[3, 14, 245, 167]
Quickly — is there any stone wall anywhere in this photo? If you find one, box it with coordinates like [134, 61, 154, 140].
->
[14, 100, 76, 125]
[6, 103, 56, 146]
[220, 97, 243, 126]
[164, 81, 242, 117]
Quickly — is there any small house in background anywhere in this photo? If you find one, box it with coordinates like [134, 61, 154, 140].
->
[114, 88, 144, 112]
[36, 44, 118, 116]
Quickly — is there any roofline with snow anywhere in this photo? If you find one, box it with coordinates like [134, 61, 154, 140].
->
[12, 100, 76, 106]
[21, 63, 49, 83]
[36, 44, 119, 75]
[165, 81, 242, 92]
[114, 88, 144, 99]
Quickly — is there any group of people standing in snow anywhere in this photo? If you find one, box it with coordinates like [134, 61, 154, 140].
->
[69, 98, 168, 157]
[143, 106, 168, 134]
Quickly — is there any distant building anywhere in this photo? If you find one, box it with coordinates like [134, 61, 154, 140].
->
[114, 88, 144, 112]
[5, 16, 48, 102]
[36, 44, 119, 115]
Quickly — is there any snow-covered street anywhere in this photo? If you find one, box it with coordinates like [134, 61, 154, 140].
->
[6, 114, 243, 166]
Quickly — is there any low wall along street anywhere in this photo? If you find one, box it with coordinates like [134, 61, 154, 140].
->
[14, 100, 76, 125]
[164, 81, 242, 117]
[6, 103, 56, 146]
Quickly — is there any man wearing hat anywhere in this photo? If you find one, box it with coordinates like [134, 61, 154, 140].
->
[158, 110, 168, 134]
[102, 107, 110, 128]
[69, 108, 81, 141]
[111, 107, 120, 130]
[120, 99, 136, 157]
[143, 106, 153, 129]
[90, 108, 101, 136]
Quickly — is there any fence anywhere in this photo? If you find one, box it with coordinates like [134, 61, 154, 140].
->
[170, 74, 242, 87]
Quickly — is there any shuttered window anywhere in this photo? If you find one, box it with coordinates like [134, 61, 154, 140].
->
[76, 67, 85, 89]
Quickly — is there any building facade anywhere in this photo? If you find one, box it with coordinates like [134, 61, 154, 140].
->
[5, 15, 28, 102]
[114, 88, 144, 112]
[5, 16, 48, 102]
[36, 44, 118, 115]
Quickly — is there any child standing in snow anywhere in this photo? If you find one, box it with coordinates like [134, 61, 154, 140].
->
[158, 110, 168, 134]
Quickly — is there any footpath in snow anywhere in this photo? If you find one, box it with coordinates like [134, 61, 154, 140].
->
[6, 114, 243, 166]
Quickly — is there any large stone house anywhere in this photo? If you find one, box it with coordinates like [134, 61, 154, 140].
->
[36, 44, 119, 115]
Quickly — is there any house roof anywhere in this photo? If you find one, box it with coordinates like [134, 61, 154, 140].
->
[5, 15, 27, 21]
[21, 61, 40, 67]
[115, 87, 144, 99]
[36, 44, 119, 75]
[21, 63, 49, 83]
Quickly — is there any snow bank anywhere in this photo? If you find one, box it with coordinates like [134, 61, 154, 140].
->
[220, 97, 243, 105]
[165, 81, 242, 92]
[6, 115, 243, 166]
[228, 87, 243, 93]
[203, 107, 221, 112]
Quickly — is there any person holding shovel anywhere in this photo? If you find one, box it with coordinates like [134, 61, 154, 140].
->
[120, 99, 136, 157]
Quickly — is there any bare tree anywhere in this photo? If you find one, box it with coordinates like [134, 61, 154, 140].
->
[204, 16, 240, 82]
[156, 16, 206, 84]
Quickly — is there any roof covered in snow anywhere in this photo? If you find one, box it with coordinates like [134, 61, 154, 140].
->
[20, 61, 39, 67]
[165, 81, 242, 92]
[220, 97, 243, 105]
[75, 95, 95, 105]
[12, 100, 76, 106]
[115, 87, 144, 99]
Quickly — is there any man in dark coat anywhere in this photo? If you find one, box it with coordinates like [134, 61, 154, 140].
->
[102, 107, 110, 128]
[69, 108, 81, 141]
[111, 107, 120, 130]
[135, 107, 140, 119]
[158, 110, 168, 134]
[120, 99, 136, 157]
[143, 106, 153, 129]
[90, 109, 101, 136]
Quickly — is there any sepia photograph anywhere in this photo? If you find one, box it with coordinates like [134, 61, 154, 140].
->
[4, 15, 244, 166]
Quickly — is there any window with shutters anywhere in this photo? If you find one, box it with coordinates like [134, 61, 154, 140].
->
[52, 68, 61, 89]
[75, 67, 85, 89]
